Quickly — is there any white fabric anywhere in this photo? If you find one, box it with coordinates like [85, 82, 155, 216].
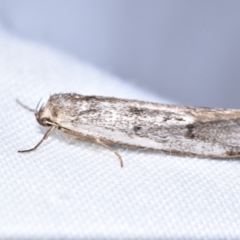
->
[1, 28, 240, 239]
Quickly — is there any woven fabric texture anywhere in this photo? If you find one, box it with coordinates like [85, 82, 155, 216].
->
[0, 28, 240, 239]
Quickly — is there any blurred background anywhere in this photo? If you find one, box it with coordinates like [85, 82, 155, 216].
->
[0, 0, 240, 108]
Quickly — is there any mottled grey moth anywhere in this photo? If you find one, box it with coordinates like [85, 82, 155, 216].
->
[17, 93, 240, 167]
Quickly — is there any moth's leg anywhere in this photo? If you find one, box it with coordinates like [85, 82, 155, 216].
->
[96, 139, 124, 168]
[18, 126, 55, 153]
[59, 127, 124, 167]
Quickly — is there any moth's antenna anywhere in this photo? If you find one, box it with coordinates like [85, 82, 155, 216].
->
[16, 99, 36, 112]
[35, 98, 42, 111]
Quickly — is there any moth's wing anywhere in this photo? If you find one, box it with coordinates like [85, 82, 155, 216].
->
[53, 98, 240, 158]
[179, 107, 240, 157]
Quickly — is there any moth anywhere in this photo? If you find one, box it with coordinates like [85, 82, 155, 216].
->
[17, 93, 240, 167]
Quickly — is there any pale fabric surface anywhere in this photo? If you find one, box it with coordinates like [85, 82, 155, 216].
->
[0, 28, 240, 240]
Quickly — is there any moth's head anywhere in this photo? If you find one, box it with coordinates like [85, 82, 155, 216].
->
[35, 105, 53, 127]
[16, 98, 55, 127]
